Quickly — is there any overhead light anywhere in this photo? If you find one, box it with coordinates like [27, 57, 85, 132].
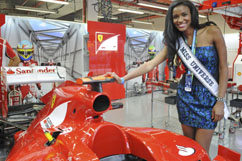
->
[126, 24, 134, 28]
[15, 5, 57, 14]
[8, 15, 44, 20]
[37, 0, 69, 5]
[74, 18, 82, 23]
[199, 14, 207, 18]
[137, 0, 168, 10]
[98, 15, 118, 20]
[132, 20, 153, 25]
[213, 9, 241, 18]
[118, 8, 144, 14]
[113, 4, 165, 16]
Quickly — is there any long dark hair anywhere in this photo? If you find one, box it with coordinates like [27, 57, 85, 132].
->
[163, 0, 215, 70]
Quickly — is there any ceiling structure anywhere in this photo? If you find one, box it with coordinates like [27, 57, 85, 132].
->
[26, 19, 70, 55]
[7, 17, 73, 58]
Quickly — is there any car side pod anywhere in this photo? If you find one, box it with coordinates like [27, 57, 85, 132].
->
[213, 145, 241, 161]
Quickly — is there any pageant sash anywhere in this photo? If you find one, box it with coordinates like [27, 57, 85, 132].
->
[177, 37, 230, 119]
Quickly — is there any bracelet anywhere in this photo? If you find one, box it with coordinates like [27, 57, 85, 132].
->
[120, 77, 125, 85]
[216, 97, 225, 102]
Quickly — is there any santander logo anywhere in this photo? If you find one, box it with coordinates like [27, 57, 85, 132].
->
[7, 69, 15, 74]
[8, 67, 56, 75]
[176, 145, 195, 156]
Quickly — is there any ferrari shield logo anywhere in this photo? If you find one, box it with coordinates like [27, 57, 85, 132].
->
[98, 35, 103, 42]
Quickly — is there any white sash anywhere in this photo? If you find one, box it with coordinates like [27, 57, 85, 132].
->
[177, 37, 230, 119]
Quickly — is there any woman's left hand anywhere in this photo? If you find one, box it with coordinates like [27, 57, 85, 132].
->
[212, 102, 224, 122]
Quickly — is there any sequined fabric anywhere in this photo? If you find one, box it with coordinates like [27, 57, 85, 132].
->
[177, 46, 219, 129]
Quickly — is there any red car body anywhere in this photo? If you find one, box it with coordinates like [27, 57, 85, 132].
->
[6, 79, 241, 161]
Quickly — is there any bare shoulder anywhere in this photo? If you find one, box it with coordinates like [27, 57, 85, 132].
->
[198, 25, 223, 45]
[197, 25, 221, 46]
[206, 25, 222, 36]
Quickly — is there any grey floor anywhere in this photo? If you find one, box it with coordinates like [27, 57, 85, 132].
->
[103, 91, 242, 161]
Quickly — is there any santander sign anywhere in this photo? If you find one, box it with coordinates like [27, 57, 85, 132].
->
[8, 67, 56, 75]
[3, 66, 66, 86]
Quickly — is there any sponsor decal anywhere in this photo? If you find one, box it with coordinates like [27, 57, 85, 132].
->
[3, 66, 66, 85]
[6, 67, 56, 75]
[51, 94, 56, 109]
[176, 145, 195, 156]
[40, 101, 70, 131]
[14, 67, 55, 75]
[43, 117, 54, 129]
[95, 32, 119, 54]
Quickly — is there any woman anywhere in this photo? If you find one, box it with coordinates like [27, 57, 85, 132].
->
[107, 0, 228, 154]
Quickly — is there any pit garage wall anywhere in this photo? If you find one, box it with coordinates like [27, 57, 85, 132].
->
[53, 24, 88, 81]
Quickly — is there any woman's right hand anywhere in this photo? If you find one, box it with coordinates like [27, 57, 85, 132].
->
[104, 72, 123, 84]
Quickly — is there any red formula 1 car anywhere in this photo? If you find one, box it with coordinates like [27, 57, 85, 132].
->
[6, 76, 241, 161]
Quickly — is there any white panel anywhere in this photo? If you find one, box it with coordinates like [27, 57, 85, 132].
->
[224, 33, 240, 66]
[233, 55, 242, 86]
[87, 0, 98, 21]
[66, 34, 77, 54]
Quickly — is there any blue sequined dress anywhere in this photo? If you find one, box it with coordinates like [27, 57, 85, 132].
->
[177, 46, 219, 129]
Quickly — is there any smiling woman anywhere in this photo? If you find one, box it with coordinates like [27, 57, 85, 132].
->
[107, 0, 228, 156]
[163, 0, 228, 154]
